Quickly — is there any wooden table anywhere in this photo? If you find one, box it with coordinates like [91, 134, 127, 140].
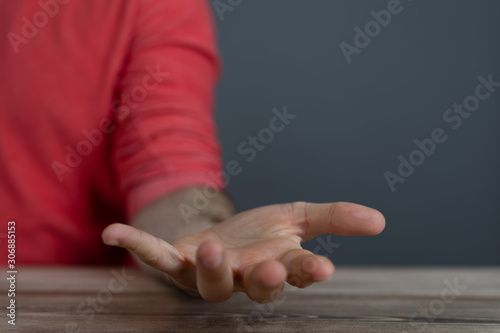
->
[1, 267, 499, 332]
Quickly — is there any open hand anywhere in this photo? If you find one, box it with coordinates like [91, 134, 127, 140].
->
[102, 201, 385, 303]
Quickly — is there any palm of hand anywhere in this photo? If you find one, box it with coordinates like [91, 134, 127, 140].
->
[171, 204, 304, 291]
[103, 201, 385, 303]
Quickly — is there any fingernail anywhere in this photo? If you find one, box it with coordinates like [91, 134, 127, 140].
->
[202, 254, 222, 270]
[104, 239, 119, 246]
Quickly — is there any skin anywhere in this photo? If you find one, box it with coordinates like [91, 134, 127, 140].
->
[102, 188, 385, 304]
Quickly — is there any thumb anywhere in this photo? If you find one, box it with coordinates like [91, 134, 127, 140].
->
[294, 201, 385, 241]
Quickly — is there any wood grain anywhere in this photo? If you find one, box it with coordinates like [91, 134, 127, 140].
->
[0, 266, 499, 332]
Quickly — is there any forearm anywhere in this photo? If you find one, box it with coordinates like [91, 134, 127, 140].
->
[129, 186, 237, 276]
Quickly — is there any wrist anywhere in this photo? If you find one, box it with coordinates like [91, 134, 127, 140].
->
[130, 186, 236, 244]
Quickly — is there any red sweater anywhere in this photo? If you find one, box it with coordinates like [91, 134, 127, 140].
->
[0, 0, 223, 265]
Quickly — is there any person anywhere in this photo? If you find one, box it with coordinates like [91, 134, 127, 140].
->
[0, 0, 385, 303]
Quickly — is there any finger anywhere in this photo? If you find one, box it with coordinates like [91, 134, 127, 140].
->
[102, 223, 188, 275]
[280, 249, 334, 288]
[242, 260, 287, 304]
[291, 201, 386, 241]
[196, 241, 233, 302]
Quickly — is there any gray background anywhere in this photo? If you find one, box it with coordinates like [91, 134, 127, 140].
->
[210, 0, 500, 265]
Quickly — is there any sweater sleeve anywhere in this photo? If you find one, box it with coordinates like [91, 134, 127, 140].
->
[112, 0, 224, 219]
